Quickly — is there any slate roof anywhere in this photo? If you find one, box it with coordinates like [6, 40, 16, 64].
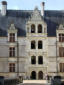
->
[0, 10, 64, 37]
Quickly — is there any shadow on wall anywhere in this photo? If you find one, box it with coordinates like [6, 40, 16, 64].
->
[51, 76, 62, 85]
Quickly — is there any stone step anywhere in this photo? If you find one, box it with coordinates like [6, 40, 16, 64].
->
[18, 83, 46, 85]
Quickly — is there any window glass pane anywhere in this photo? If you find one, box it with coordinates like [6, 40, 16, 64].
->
[59, 34, 64, 42]
[9, 63, 15, 72]
[60, 63, 64, 72]
[9, 47, 15, 57]
[9, 33, 15, 42]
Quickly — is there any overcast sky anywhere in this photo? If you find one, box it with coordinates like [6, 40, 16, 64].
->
[0, 0, 64, 10]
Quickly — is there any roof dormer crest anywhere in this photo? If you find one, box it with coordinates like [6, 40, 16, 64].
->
[9, 23, 15, 30]
[58, 24, 64, 30]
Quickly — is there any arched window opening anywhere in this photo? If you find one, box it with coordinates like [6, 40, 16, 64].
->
[31, 41, 36, 49]
[38, 71, 43, 79]
[31, 56, 36, 64]
[38, 56, 43, 64]
[31, 71, 36, 79]
[38, 41, 42, 49]
[38, 24, 42, 33]
[31, 24, 35, 33]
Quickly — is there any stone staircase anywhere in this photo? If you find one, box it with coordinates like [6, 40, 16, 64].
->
[17, 80, 51, 85]
[18, 83, 51, 85]
[18, 83, 46, 85]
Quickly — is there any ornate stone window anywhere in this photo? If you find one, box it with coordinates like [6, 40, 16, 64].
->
[59, 63, 64, 72]
[38, 71, 43, 79]
[9, 33, 15, 42]
[31, 24, 35, 33]
[31, 41, 36, 49]
[31, 71, 36, 79]
[38, 41, 42, 49]
[38, 24, 42, 33]
[9, 63, 15, 72]
[8, 23, 17, 42]
[59, 47, 64, 57]
[38, 56, 43, 64]
[9, 47, 15, 57]
[31, 56, 36, 64]
[59, 34, 64, 42]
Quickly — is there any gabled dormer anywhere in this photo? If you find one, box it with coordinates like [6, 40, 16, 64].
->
[8, 23, 18, 42]
[56, 24, 64, 42]
[29, 7, 42, 21]
[26, 7, 47, 37]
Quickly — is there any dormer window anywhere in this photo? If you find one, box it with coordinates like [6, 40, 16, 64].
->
[8, 23, 17, 42]
[59, 34, 64, 42]
[9, 33, 15, 42]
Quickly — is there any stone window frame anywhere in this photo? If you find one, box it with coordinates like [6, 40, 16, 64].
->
[59, 47, 64, 57]
[31, 56, 36, 64]
[9, 33, 15, 42]
[38, 24, 42, 33]
[31, 40, 36, 49]
[59, 63, 64, 72]
[38, 56, 43, 64]
[31, 24, 35, 33]
[9, 63, 15, 72]
[38, 40, 43, 49]
[59, 33, 64, 42]
[9, 47, 15, 57]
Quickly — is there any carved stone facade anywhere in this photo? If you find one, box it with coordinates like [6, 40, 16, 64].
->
[0, 1, 64, 80]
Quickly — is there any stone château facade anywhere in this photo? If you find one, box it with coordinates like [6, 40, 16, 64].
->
[0, 1, 64, 80]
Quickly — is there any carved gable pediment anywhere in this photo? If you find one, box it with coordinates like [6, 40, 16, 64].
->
[29, 7, 42, 21]
[58, 24, 64, 30]
[8, 23, 17, 33]
[9, 23, 16, 30]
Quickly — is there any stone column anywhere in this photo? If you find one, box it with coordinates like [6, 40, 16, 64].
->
[36, 40, 38, 50]
[36, 55, 38, 65]
[36, 71, 38, 80]
[29, 25, 31, 33]
[42, 25, 44, 33]
[36, 24, 37, 33]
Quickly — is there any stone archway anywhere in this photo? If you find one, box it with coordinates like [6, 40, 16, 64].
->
[38, 24, 42, 33]
[31, 71, 36, 79]
[38, 71, 43, 79]
[31, 24, 35, 33]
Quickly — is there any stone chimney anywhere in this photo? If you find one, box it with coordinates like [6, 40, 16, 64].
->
[1, 1, 7, 16]
[41, 2, 45, 17]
